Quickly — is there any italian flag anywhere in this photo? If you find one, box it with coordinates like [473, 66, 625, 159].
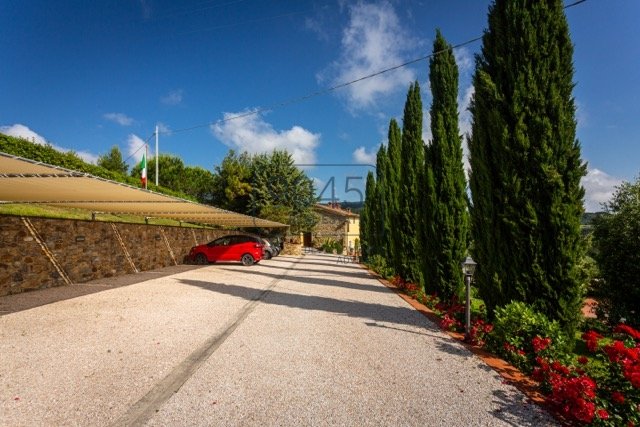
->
[139, 152, 147, 188]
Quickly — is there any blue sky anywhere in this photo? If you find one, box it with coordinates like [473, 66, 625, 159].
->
[1, 0, 638, 211]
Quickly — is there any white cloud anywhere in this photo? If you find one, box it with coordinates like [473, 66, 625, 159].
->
[0, 123, 47, 145]
[310, 177, 324, 191]
[323, 1, 418, 111]
[454, 47, 474, 75]
[582, 167, 623, 212]
[352, 146, 377, 165]
[575, 99, 588, 130]
[139, 0, 152, 20]
[156, 122, 172, 136]
[74, 150, 99, 164]
[211, 111, 320, 164]
[103, 112, 135, 126]
[0, 123, 98, 164]
[126, 134, 150, 163]
[161, 89, 183, 106]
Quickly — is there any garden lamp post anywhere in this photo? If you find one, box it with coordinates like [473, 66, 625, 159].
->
[461, 256, 477, 341]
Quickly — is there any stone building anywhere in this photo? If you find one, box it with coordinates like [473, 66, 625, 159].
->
[304, 203, 360, 254]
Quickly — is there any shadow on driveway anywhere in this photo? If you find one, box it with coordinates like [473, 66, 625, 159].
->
[178, 278, 442, 333]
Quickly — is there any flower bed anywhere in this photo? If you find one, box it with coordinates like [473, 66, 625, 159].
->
[367, 266, 640, 425]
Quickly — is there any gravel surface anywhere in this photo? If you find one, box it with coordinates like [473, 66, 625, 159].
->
[0, 253, 557, 426]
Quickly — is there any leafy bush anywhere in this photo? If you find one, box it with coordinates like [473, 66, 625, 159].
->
[319, 238, 343, 254]
[486, 301, 569, 372]
[367, 254, 394, 279]
[593, 176, 640, 327]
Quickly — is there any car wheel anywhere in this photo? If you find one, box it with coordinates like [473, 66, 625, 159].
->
[264, 251, 272, 260]
[241, 253, 255, 266]
[195, 253, 208, 265]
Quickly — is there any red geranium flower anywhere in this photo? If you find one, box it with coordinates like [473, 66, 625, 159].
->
[596, 409, 609, 420]
[532, 336, 552, 353]
[611, 391, 625, 404]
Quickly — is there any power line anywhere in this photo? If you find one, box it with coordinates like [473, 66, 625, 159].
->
[123, 132, 155, 164]
[159, 0, 587, 136]
[166, 36, 484, 135]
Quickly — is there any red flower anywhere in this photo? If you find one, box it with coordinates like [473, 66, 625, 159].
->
[611, 391, 625, 404]
[551, 361, 571, 376]
[596, 409, 609, 420]
[614, 324, 640, 341]
[532, 336, 552, 353]
[503, 342, 516, 353]
[582, 330, 603, 352]
[577, 356, 589, 365]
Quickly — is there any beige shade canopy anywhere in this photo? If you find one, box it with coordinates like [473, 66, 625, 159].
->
[0, 152, 288, 228]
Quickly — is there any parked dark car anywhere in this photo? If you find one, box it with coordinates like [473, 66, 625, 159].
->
[261, 238, 279, 259]
[189, 235, 263, 266]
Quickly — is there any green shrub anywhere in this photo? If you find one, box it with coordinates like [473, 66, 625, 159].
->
[367, 255, 394, 279]
[486, 301, 569, 373]
[593, 175, 640, 327]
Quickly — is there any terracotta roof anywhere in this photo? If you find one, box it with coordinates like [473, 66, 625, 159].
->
[0, 152, 288, 228]
[313, 203, 359, 218]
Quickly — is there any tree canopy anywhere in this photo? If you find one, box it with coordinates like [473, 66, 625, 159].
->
[97, 146, 128, 176]
[468, 0, 586, 338]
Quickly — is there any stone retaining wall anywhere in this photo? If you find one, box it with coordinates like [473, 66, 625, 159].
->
[0, 215, 229, 296]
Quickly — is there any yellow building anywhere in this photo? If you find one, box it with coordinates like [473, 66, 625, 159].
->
[306, 203, 360, 254]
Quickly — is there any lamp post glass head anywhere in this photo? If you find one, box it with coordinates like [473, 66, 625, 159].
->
[462, 256, 477, 277]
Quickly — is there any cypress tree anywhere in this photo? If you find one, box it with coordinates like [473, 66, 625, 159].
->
[374, 145, 389, 257]
[468, 0, 586, 337]
[399, 82, 425, 284]
[361, 170, 377, 261]
[423, 30, 469, 300]
[385, 119, 403, 274]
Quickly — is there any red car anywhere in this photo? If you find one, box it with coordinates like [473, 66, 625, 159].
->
[189, 235, 263, 266]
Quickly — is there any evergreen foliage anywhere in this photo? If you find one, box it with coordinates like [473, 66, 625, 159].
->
[423, 30, 469, 300]
[592, 176, 640, 327]
[468, 0, 586, 338]
[97, 146, 128, 175]
[372, 145, 389, 257]
[211, 150, 253, 212]
[361, 170, 376, 261]
[249, 150, 317, 233]
[385, 119, 403, 274]
[399, 82, 425, 284]
[210, 149, 317, 232]
[130, 153, 215, 203]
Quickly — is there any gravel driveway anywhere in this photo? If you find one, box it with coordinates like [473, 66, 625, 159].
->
[0, 253, 556, 426]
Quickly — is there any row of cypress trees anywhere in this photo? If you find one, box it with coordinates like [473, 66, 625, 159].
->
[361, 0, 586, 338]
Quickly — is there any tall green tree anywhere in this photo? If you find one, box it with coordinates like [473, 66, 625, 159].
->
[249, 150, 317, 233]
[399, 82, 425, 284]
[211, 150, 253, 213]
[181, 166, 216, 204]
[361, 170, 376, 261]
[131, 153, 185, 190]
[372, 145, 389, 257]
[423, 30, 469, 299]
[468, 0, 586, 337]
[592, 176, 640, 327]
[98, 146, 128, 175]
[385, 119, 403, 274]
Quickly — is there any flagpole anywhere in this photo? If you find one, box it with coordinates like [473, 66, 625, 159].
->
[145, 144, 148, 190]
[155, 125, 159, 187]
